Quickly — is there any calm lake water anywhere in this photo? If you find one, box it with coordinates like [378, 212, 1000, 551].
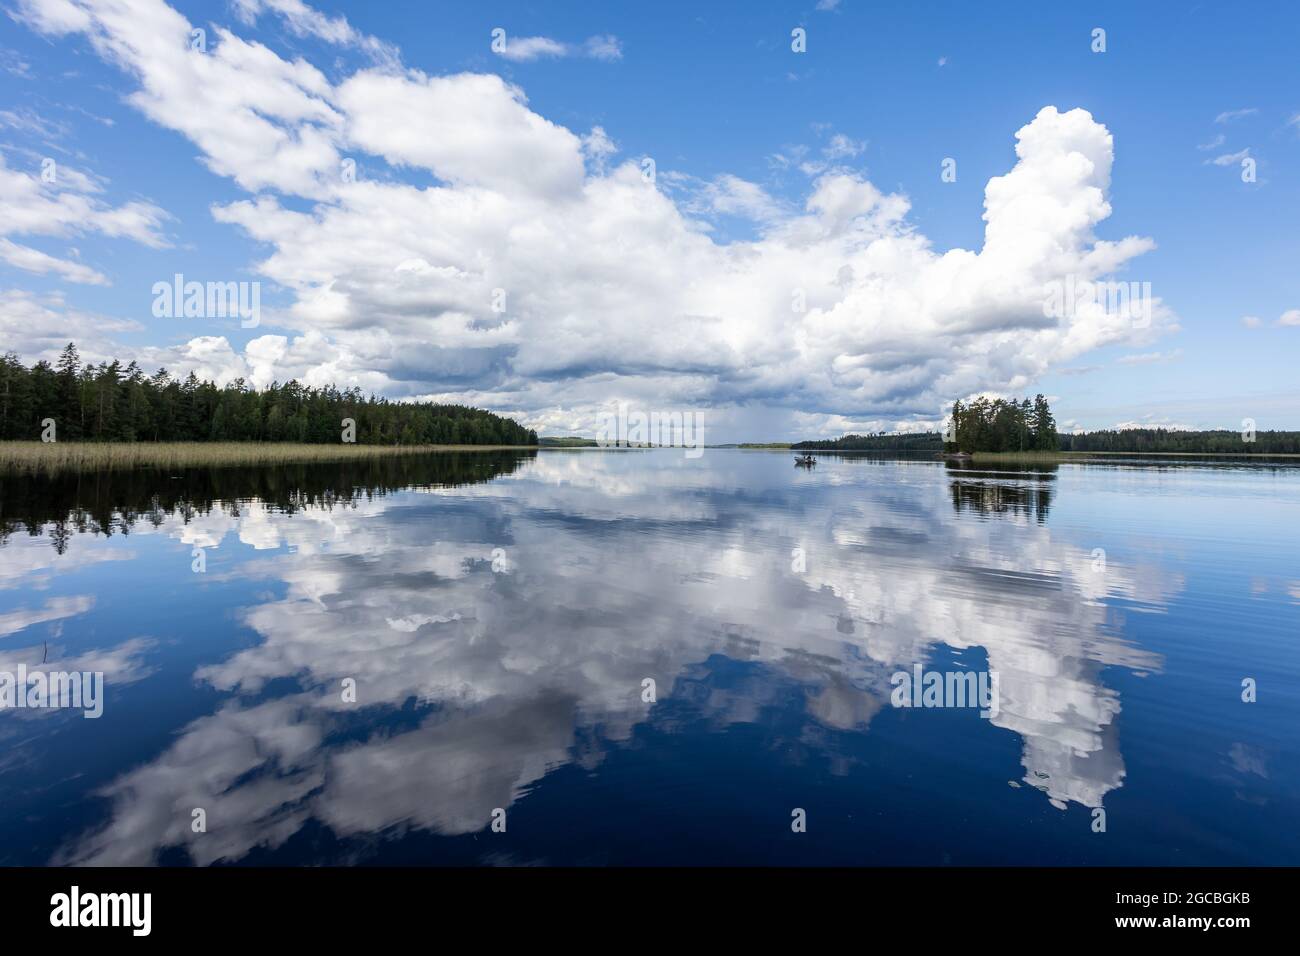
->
[2, 449, 1297, 866]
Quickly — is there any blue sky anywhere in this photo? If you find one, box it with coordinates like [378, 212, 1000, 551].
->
[1, 0, 1297, 439]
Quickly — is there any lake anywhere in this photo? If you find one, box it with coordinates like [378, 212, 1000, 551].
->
[1, 449, 1297, 865]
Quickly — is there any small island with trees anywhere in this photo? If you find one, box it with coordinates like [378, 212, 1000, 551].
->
[946, 395, 1058, 454]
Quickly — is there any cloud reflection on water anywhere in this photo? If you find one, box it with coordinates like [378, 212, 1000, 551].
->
[2, 451, 1176, 864]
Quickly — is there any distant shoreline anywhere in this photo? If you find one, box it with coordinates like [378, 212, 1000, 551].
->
[972, 450, 1300, 460]
[712, 446, 1300, 461]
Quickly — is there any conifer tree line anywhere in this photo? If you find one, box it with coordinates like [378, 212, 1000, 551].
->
[1057, 428, 1300, 453]
[0, 345, 538, 446]
[946, 394, 1058, 453]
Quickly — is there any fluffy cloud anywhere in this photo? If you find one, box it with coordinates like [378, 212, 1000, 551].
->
[0, 288, 143, 364]
[0, 151, 168, 284]
[16, 0, 344, 196]
[11, 0, 1175, 435]
[0, 238, 107, 285]
[336, 70, 585, 196]
[231, 0, 399, 65]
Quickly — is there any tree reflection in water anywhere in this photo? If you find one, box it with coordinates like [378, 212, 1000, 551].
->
[0, 451, 536, 554]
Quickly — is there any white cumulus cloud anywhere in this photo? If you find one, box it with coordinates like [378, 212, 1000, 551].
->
[11, 0, 1176, 435]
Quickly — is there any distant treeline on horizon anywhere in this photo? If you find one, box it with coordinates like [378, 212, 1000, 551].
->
[792, 433, 945, 451]
[793, 391, 1300, 455]
[0, 345, 537, 446]
[794, 429, 1300, 454]
[1057, 428, 1300, 454]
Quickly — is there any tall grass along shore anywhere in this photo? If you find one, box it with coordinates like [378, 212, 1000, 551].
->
[0, 441, 538, 476]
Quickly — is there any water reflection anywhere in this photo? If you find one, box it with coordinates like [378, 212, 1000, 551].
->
[0, 451, 535, 553]
[945, 462, 1056, 522]
[7, 449, 1292, 865]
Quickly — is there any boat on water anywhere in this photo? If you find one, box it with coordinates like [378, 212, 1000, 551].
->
[794, 455, 817, 466]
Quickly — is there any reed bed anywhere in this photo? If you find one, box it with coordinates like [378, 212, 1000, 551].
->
[0, 441, 535, 476]
[969, 451, 1071, 463]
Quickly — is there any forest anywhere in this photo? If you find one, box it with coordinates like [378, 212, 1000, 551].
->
[1058, 428, 1300, 454]
[0, 345, 537, 446]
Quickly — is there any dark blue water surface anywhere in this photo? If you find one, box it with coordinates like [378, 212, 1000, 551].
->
[1, 449, 1297, 865]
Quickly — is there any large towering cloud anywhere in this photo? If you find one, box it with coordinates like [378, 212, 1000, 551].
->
[9, 0, 1174, 434]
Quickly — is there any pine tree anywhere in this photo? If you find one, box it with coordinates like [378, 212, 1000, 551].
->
[54, 342, 82, 439]
[948, 399, 964, 451]
[1033, 394, 1058, 451]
